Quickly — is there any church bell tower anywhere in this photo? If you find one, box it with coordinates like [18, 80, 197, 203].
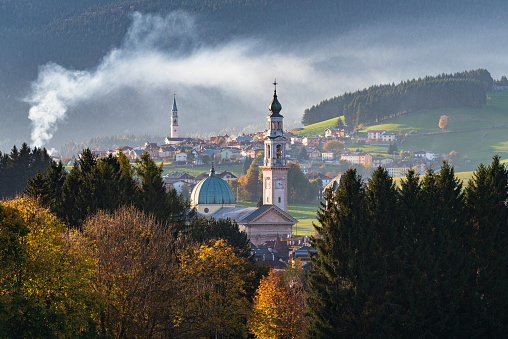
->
[261, 80, 288, 212]
[170, 95, 179, 138]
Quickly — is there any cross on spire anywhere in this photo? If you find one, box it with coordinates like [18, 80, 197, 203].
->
[273, 78, 277, 93]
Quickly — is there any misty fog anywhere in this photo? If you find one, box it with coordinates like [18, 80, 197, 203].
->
[5, 6, 508, 151]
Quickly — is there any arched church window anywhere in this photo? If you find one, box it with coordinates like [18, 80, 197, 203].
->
[278, 197, 281, 203]
[277, 121, 281, 130]
[276, 145, 282, 159]
[266, 144, 270, 159]
[272, 121, 275, 129]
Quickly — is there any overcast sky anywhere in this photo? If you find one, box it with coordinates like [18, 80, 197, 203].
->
[25, 8, 508, 147]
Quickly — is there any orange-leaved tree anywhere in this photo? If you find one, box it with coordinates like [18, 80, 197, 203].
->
[248, 269, 307, 338]
[236, 161, 262, 202]
[323, 140, 345, 152]
[439, 115, 450, 130]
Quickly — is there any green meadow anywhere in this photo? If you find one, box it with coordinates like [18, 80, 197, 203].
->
[294, 91, 508, 172]
[160, 163, 243, 177]
[293, 117, 342, 137]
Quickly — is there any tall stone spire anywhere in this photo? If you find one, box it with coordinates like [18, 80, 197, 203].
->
[170, 94, 179, 138]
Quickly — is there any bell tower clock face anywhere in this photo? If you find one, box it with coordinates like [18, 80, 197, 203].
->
[276, 179, 283, 189]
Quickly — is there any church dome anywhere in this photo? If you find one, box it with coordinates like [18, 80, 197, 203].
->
[269, 80, 283, 117]
[269, 91, 283, 117]
[190, 167, 236, 206]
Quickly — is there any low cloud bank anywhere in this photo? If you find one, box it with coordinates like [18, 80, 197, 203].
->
[25, 11, 508, 147]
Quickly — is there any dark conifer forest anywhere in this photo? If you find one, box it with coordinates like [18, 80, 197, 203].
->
[306, 157, 508, 338]
[0, 143, 52, 198]
[301, 69, 493, 127]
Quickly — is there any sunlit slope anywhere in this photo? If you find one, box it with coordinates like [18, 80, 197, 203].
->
[293, 117, 342, 136]
[296, 91, 508, 171]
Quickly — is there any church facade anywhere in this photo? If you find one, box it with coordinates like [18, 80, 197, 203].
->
[190, 81, 296, 246]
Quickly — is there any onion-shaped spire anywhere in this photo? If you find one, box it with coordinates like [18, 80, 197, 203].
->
[269, 79, 283, 116]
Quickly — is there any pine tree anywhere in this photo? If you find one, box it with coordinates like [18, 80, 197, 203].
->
[364, 167, 402, 335]
[305, 168, 370, 338]
[60, 149, 98, 228]
[242, 156, 253, 175]
[287, 162, 309, 203]
[135, 151, 190, 229]
[466, 156, 508, 336]
[397, 168, 429, 335]
[298, 146, 309, 160]
[25, 161, 67, 211]
[411, 164, 474, 337]
[135, 151, 170, 220]
[387, 142, 398, 155]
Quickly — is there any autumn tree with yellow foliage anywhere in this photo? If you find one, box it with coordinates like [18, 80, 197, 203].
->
[179, 239, 252, 338]
[249, 270, 307, 339]
[0, 197, 99, 337]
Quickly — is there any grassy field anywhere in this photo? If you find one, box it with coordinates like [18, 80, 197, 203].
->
[293, 117, 342, 136]
[160, 163, 243, 177]
[294, 91, 508, 172]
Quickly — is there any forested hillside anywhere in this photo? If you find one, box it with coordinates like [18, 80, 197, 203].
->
[301, 69, 493, 127]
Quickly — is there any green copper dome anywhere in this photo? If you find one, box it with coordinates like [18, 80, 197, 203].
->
[190, 167, 236, 205]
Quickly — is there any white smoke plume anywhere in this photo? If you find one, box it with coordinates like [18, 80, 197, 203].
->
[25, 11, 508, 147]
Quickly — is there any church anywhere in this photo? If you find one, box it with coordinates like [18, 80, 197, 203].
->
[190, 81, 297, 246]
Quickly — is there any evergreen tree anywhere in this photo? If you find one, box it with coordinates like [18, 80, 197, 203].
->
[58, 149, 140, 229]
[25, 161, 67, 211]
[0, 144, 51, 198]
[298, 146, 309, 160]
[135, 151, 190, 230]
[287, 162, 310, 203]
[387, 142, 398, 155]
[242, 156, 253, 175]
[305, 168, 370, 337]
[364, 167, 402, 334]
[116, 149, 139, 205]
[465, 156, 508, 336]
[59, 149, 98, 228]
[413, 165, 474, 337]
[335, 117, 345, 130]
